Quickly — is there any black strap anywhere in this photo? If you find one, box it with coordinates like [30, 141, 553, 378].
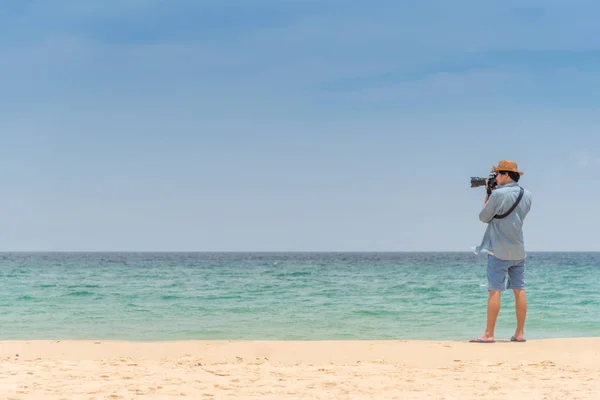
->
[494, 187, 524, 219]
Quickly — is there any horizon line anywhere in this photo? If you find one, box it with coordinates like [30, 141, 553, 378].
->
[0, 250, 598, 253]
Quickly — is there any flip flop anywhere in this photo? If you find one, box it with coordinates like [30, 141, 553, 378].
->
[469, 337, 495, 343]
[510, 336, 526, 342]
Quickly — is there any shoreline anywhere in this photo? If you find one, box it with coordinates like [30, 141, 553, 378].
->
[3, 338, 600, 366]
[2, 338, 599, 399]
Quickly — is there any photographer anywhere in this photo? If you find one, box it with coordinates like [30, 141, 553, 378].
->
[471, 160, 532, 344]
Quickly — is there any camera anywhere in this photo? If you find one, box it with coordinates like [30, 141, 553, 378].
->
[470, 172, 497, 192]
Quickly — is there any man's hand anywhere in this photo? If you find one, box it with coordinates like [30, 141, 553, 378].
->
[485, 178, 495, 196]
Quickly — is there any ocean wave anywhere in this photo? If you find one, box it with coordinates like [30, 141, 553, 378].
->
[67, 284, 103, 289]
[65, 291, 95, 297]
[273, 271, 313, 277]
[353, 309, 398, 317]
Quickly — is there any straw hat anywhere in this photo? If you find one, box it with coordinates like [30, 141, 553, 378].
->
[492, 160, 524, 175]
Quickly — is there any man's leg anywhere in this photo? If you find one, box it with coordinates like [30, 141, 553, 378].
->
[513, 289, 527, 340]
[485, 290, 502, 339]
[471, 290, 501, 342]
[507, 262, 527, 341]
[471, 255, 506, 342]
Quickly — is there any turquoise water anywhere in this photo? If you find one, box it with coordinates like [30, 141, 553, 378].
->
[1, 252, 598, 341]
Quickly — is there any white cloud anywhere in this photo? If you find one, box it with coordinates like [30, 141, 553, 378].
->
[576, 151, 600, 168]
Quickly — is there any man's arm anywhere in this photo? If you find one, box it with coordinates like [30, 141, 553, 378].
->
[479, 191, 499, 223]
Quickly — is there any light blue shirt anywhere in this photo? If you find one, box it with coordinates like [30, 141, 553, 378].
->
[475, 182, 532, 260]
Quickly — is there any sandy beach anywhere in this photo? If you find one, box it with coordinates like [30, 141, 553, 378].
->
[1, 338, 599, 399]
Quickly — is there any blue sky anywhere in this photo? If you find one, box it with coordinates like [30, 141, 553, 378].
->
[1, 0, 599, 251]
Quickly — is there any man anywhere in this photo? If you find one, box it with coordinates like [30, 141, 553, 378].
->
[471, 160, 532, 343]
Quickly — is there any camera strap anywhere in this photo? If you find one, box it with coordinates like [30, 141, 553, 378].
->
[494, 187, 524, 219]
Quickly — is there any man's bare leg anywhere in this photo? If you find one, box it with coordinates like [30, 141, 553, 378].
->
[485, 290, 502, 339]
[472, 290, 501, 342]
[513, 289, 527, 341]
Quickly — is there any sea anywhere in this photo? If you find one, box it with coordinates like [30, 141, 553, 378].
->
[1, 252, 598, 341]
